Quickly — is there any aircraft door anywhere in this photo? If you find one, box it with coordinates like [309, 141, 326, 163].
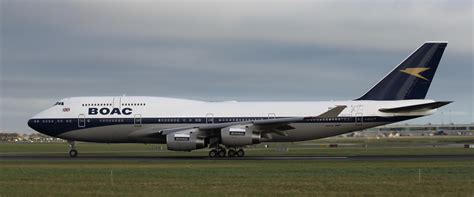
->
[113, 97, 121, 108]
[206, 113, 214, 124]
[268, 113, 276, 119]
[134, 114, 142, 127]
[351, 104, 364, 126]
[78, 114, 86, 128]
[355, 113, 363, 126]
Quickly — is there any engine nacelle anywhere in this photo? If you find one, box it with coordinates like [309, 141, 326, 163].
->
[166, 129, 206, 151]
[221, 125, 260, 146]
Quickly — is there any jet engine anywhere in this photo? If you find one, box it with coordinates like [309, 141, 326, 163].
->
[166, 129, 206, 151]
[220, 125, 260, 146]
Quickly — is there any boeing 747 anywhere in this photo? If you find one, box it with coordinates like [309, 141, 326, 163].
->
[28, 42, 450, 157]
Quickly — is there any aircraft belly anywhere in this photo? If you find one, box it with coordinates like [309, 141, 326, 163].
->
[57, 121, 388, 144]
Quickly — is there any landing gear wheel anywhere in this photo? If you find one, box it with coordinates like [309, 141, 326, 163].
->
[69, 149, 78, 157]
[67, 141, 77, 158]
[218, 149, 226, 157]
[228, 149, 236, 157]
[209, 149, 218, 158]
[236, 149, 245, 157]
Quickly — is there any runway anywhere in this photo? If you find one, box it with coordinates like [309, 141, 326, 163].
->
[1, 155, 473, 161]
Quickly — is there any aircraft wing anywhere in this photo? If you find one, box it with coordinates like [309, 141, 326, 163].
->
[157, 105, 347, 136]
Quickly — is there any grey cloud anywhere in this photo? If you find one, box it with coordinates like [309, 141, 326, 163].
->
[1, 0, 472, 133]
[3, 1, 472, 52]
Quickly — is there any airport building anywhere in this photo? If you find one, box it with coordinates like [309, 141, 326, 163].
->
[355, 123, 474, 137]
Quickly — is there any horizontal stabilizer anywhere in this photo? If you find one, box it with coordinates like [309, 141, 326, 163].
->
[379, 101, 452, 113]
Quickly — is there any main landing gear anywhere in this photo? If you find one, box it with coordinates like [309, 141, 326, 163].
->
[208, 147, 245, 158]
[68, 141, 78, 157]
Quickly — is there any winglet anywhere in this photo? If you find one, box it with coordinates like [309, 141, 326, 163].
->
[305, 105, 347, 120]
[318, 105, 347, 118]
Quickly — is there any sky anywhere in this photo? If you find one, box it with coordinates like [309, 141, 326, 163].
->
[0, 0, 473, 133]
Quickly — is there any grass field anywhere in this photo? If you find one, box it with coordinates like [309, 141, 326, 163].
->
[1, 160, 473, 196]
[2, 136, 474, 157]
[1, 137, 474, 196]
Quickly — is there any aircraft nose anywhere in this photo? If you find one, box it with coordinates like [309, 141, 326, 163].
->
[27, 118, 52, 136]
[27, 117, 60, 137]
[28, 118, 39, 131]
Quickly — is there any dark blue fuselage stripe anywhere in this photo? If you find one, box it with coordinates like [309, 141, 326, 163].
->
[28, 116, 418, 137]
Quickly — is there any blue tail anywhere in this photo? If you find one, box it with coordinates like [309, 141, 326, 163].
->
[356, 42, 447, 100]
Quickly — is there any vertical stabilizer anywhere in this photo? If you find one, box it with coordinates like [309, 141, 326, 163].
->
[356, 42, 447, 100]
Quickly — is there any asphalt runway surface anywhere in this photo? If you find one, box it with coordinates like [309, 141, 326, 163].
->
[1, 155, 473, 161]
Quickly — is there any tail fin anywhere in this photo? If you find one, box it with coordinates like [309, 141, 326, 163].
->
[356, 42, 447, 100]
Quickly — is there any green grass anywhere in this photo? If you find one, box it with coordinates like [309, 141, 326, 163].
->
[1, 137, 474, 196]
[1, 160, 473, 196]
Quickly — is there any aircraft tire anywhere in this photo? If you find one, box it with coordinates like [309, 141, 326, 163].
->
[209, 149, 217, 157]
[69, 149, 78, 157]
[218, 149, 226, 157]
[236, 149, 244, 157]
[228, 149, 236, 157]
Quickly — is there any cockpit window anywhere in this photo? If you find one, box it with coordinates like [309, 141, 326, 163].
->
[53, 102, 65, 106]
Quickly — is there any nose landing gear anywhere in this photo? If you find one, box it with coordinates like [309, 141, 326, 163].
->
[69, 149, 78, 157]
[68, 141, 78, 157]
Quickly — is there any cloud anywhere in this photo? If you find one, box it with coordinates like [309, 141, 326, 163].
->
[1, 0, 473, 133]
[3, 1, 472, 52]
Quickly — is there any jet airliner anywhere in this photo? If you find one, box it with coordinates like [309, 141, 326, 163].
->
[28, 42, 450, 157]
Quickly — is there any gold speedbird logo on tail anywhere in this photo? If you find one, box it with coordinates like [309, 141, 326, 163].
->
[399, 67, 430, 81]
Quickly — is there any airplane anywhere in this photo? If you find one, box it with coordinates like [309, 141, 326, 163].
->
[28, 41, 450, 158]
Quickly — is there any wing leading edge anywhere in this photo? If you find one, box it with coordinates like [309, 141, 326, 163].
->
[131, 105, 347, 138]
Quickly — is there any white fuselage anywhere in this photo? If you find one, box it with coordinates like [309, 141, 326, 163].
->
[29, 96, 436, 143]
